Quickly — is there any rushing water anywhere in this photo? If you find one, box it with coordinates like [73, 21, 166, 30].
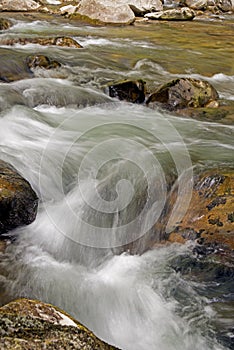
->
[0, 15, 234, 349]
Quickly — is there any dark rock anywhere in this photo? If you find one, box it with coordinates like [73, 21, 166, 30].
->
[0, 160, 38, 236]
[146, 78, 219, 110]
[26, 54, 61, 71]
[108, 80, 145, 103]
[0, 298, 119, 349]
[0, 18, 12, 30]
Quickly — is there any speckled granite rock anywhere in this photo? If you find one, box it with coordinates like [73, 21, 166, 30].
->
[0, 298, 119, 349]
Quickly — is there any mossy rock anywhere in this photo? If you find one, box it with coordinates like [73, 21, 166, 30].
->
[176, 100, 234, 124]
[167, 169, 234, 250]
[0, 160, 38, 236]
[146, 77, 219, 110]
[0, 298, 119, 349]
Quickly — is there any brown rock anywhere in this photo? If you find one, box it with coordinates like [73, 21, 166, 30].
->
[167, 169, 234, 250]
[26, 54, 61, 70]
[108, 79, 145, 103]
[0, 18, 12, 30]
[0, 160, 38, 236]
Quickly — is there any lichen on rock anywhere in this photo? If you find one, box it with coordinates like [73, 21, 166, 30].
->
[0, 298, 119, 349]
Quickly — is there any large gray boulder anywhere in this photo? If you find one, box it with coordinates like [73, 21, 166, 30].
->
[118, 0, 163, 14]
[75, 0, 135, 25]
[0, 0, 40, 11]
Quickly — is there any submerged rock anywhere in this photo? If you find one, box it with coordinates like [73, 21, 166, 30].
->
[108, 79, 145, 103]
[0, 36, 83, 48]
[176, 103, 234, 124]
[75, 0, 135, 25]
[0, 48, 33, 83]
[26, 54, 61, 70]
[145, 7, 195, 20]
[0, 0, 41, 11]
[0, 298, 119, 349]
[0, 160, 38, 236]
[0, 18, 12, 30]
[167, 169, 234, 251]
[146, 77, 219, 110]
[0, 85, 27, 110]
[14, 78, 113, 107]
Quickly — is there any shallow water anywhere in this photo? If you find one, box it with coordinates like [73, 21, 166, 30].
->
[0, 15, 233, 349]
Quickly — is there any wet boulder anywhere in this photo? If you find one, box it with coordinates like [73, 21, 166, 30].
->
[146, 78, 219, 110]
[0, 18, 12, 30]
[26, 54, 61, 71]
[167, 169, 234, 251]
[0, 36, 83, 48]
[108, 79, 145, 103]
[0, 160, 38, 236]
[145, 7, 195, 20]
[0, 298, 119, 349]
[75, 0, 135, 25]
[0, 0, 40, 11]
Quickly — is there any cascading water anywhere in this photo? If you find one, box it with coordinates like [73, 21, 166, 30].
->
[0, 16, 233, 350]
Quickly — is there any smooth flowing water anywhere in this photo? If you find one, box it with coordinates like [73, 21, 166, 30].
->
[0, 16, 233, 349]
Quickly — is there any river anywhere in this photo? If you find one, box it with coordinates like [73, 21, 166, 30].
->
[0, 14, 233, 349]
